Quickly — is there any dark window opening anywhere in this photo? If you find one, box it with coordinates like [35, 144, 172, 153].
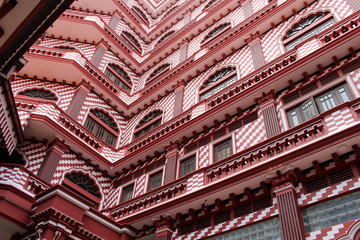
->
[148, 171, 163, 191]
[105, 64, 132, 93]
[121, 184, 134, 202]
[287, 83, 354, 127]
[19, 89, 57, 101]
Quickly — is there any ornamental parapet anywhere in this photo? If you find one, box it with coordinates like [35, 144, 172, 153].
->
[0, 163, 51, 196]
[207, 49, 298, 109]
[109, 179, 187, 220]
[85, 63, 122, 95]
[319, 11, 360, 45]
[128, 111, 191, 153]
[206, 121, 325, 183]
[206, 0, 277, 51]
[26, 46, 126, 102]
[59, 113, 103, 151]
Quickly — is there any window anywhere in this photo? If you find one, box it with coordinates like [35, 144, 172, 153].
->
[19, 89, 57, 101]
[201, 23, 231, 47]
[204, 0, 217, 10]
[65, 172, 100, 199]
[287, 83, 354, 127]
[121, 31, 142, 54]
[105, 64, 132, 93]
[121, 184, 134, 202]
[284, 12, 336, 51]
[214, 138, 232, 162]
[84, 109, 118, 146]
[146, 64, 170, 85]
[134, 110, 162, 139]
[132, 6, 149, 25]
[156, 30, 175, 46]
[180, 156, 196, 177]
[148, 171, 163, 191]
[199, 67, 237, 100]
[53, 45, 76, 50]
[163, 6, 177, 19]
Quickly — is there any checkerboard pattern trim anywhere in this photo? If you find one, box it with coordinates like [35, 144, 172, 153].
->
[172, 197, 278, 240]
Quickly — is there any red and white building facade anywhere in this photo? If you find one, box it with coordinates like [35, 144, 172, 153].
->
[1, 0, 360, 239]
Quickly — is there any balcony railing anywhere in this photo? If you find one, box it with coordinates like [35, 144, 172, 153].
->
[128, 111, 191, 153]
[0, 164, 51, 196]
[109, 179, 187, 220]
[59, 113, 103, 151]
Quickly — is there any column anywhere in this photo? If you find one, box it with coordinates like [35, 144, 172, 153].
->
[255, 89, 281, 138]
[267, 169, 305, 240]
[172, 79, 186, 117]
[245, 31, 265, 70]
[153, 215, 175, 240]
[164, 141, 180, 185]
[37, 138, 68, 182]
[90, 39, 109, 67]
[66, 79, 93, 119]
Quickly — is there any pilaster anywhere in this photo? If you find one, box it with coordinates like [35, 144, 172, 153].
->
[66, 79, 93, 119]
[37, 138, 68, 182]
[245, 31, 265, 70]
[255, 89, 281, 138]
[153, 215, 175, 240]
[172, 79, 186, 117]
[267, 169, 305, 240]
[164, 141, 181, 185]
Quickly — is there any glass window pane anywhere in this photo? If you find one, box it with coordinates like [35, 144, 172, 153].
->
[149, 171, 162, 191]
[121, 185, 134, 202]
[215, 139, 232, 162]
[290, 110, 299, 126]
[319, 93, 336, 112]
[338, 87, 350, 102]
[301, 100, 316, 121]
[180, 156, 196, 177]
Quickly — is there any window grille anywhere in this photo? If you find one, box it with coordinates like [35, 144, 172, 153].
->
[19, 89, 57, 101]
[65, 172, 100, 198]
[105, 64, 132, 93]
[121, 184, 134, 202]
[180, 156, 196, 177]
[148, 171, 163, 191]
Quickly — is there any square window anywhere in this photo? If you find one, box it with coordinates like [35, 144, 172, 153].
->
[121, 184, 134, 202]
[148, 171, 163, 191]
[214, 139, 232, 162]
[180, 156, 196, 177]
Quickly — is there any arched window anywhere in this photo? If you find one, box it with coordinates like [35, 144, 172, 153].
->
[65, 172, 100, 198]
[105, 64, 132, 93]
[283, 12, 336, 51]
[201, 23, 231, 46]
[204, 0, 217, 10]
[146, 64, 170, 85]
[19, 89, 57, 101]
[84, 109, 118, 146]
[121, 31, 142, 54]
[163, 6, 177, 19]
[62, 172, 101, 209]
[53, 45, 76, 50]
[156, 30, 175, 46]
[199, 67, 237, 100]
[134, 110, 162, 139]
[132, 6, 149, 25]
